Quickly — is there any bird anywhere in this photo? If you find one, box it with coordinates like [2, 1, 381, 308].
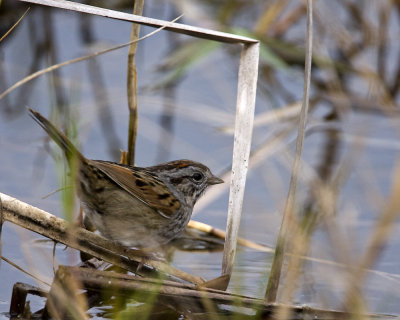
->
[28, 108, 223, 250]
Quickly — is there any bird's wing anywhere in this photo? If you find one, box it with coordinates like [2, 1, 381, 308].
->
[91, 160, 181, 219]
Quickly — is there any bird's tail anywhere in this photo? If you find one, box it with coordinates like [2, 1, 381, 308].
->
[28, 107, 84, 162]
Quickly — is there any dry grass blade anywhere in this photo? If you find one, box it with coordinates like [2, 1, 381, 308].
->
[0, 8, 30, 43]
[41, 187, 70, 200]
[343, 161, 400, 313]
[265, 0, 313, 303]
[0, 15, 182, 101]
[1, 255, 51, 286]
[219, 101, 302, 134]
[254, 0, 290, 34]
[45, 266, 89, 320]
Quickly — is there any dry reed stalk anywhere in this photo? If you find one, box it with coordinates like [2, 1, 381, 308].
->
[42, 266, 381, 320]
[20, 0, 257, 44]
[222, 42, 259, 277]
[188, 220, 274, 252]
[126, 0, 144, 166]
[265, 0, 313, 305]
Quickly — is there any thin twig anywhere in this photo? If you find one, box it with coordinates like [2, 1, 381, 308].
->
[0, 8, 30, 43]
[0, 15, 183, 101]
[1, 255, 51, 286]
[41, 186, 70, 199]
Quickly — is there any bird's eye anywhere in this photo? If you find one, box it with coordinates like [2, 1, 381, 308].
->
[191, 172, 204, 182]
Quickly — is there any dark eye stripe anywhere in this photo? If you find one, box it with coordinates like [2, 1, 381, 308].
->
[171, 175, 202, 185]
[170, 177, 183, 185]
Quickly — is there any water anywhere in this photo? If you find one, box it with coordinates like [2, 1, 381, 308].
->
[1, 1, 400, 318]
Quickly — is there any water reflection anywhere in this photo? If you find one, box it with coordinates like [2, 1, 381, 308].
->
[1, 0, 400, 318]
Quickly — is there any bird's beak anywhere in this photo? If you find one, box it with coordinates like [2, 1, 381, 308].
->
[208, 176, 224, 185]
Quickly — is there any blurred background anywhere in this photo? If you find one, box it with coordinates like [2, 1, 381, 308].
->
[1, 0, 400, 318]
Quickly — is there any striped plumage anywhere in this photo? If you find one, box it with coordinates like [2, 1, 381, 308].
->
[28, 108, 223, 249]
